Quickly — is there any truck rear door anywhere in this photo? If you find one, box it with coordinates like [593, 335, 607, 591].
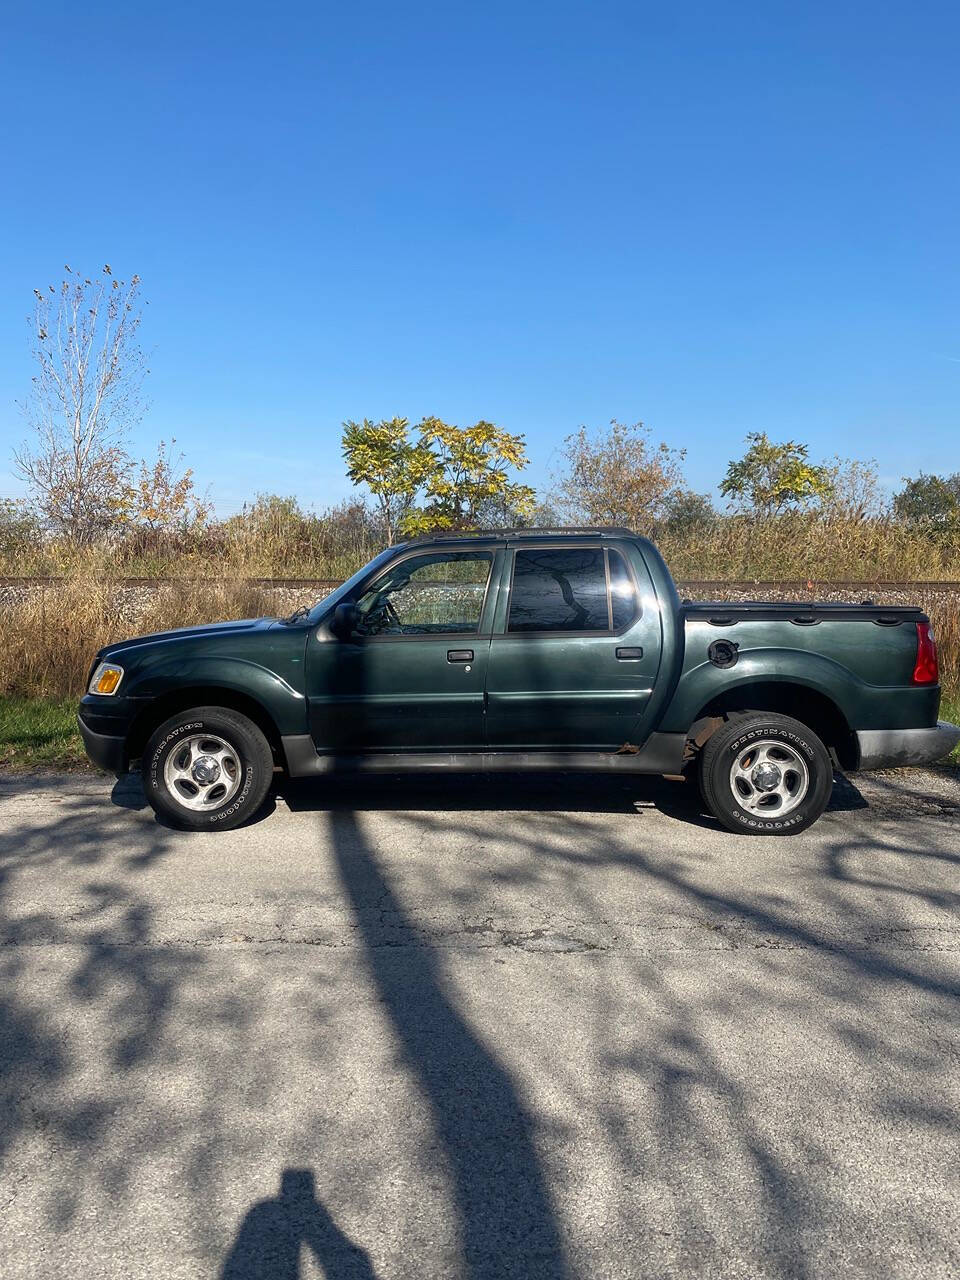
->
[484, 541, 663, 749]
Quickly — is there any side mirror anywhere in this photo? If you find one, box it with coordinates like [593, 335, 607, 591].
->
[330, 602, 360, 639]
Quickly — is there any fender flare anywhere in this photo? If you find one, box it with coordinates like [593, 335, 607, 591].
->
[659, 648, 859, 736]
[124, 656, 308, 738]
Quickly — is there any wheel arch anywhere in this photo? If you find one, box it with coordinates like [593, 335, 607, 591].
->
[686, 680, 857, 769]
[126, 687, 286, 768]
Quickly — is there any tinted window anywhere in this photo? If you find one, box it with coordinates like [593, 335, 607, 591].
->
[608, 549, 640, 629]
[508, 549, 608, 632]
[357, 552, 491, 636]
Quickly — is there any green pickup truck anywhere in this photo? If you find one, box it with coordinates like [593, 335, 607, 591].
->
[78, 528, 959, 835]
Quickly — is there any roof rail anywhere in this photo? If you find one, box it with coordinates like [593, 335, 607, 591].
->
[403, 526, 637, 544]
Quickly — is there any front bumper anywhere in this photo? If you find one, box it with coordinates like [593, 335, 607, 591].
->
[853, 720, 960, 771]
[77, 712, 128, 774]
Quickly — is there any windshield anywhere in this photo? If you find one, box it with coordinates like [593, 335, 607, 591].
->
[301, 545, 401, 624]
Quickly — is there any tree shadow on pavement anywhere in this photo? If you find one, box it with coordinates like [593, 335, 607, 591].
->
[329, 806, 571, 1279]
[370, 787, 960, 1276]
[0, 787, 216, 1235]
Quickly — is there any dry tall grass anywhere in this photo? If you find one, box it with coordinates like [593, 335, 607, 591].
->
[658, 514, 960, 582]
[3, 509, 960, 582]
[931, 593, 960, 695]
[2, 572, 957, 702]
[0, 498, 381, 581]
[0, 579, 281, 699]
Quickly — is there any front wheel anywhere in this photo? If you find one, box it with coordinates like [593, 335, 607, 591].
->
[698, 712, 834, 835]
[143, 706, 274, 831]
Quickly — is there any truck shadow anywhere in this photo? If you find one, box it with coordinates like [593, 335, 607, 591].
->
[264, 768, 868, 824]
[112, 766, 868, 829]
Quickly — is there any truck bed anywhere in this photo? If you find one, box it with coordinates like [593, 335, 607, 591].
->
[657, 599, 940, 751]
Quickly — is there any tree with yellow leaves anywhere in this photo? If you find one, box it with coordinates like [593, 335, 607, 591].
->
[342, 415, 535, 540]
[124, 439, 211, 532]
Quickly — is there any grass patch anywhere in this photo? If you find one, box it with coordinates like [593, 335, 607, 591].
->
[940, 692, 960, 763]
[0, 698, 87, 772]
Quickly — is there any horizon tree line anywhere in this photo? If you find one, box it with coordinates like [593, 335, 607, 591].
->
[6, 267, 960, 549]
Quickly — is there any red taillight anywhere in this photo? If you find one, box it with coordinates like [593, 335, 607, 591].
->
[913, 621, 939, 685]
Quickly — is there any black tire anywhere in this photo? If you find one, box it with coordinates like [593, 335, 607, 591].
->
[143, 706, 274, 831]
[699, 712, 834, 836]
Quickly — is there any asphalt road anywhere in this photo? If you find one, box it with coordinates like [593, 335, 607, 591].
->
[1, 765, 959, 1279]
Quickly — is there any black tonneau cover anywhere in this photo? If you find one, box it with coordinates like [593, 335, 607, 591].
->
[681, 601, 927, 626]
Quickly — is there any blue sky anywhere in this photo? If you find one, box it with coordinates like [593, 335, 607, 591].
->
[1, 0, 957, 514]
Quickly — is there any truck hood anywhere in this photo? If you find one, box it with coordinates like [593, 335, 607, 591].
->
[98, 617, 279, 660]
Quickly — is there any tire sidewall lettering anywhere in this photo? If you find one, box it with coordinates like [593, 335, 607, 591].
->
[150, 721, 204, 784]
[728, 808, 806, 831]
[151, 719, 250, 822]
[724, 722, 824, 831]
[209, 767, 254, 823]
[728, 726, 816, 762]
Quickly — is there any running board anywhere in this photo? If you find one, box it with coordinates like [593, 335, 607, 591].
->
[281, 733, 687, 778]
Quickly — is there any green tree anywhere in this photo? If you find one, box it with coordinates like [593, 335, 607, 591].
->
[407, 417, 535, 533]
[550, 420, 687, 536]
[659, 489, 716, 535]
[341, 417, 435, 544]
[893, 473, 960, 526]
[720, 433, 833, 516]
[0, 498, 42, 564]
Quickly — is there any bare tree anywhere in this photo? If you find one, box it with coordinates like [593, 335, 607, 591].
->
[822, 455, 883, 521]
[550, 420, 687, 536]
[14, 265, 146, 541]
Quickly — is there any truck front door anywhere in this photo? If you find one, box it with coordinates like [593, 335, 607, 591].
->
[306, 547, 499, 753]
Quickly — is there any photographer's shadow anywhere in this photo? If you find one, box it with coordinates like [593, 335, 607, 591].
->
[221, 1168, 377, 1279]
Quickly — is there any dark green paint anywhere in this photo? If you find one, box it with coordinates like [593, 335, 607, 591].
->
[658, 616, 938, 733]
[78, 532, 942, 771]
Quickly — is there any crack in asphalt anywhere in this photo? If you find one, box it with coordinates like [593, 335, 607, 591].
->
[3, 926, 959, 954]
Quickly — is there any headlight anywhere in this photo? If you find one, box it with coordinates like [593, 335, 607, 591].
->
[89, 662, 124, 695]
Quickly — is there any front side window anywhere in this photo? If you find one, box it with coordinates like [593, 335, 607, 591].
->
[355, 552, 492, 636]
[507, 548, 609, 632]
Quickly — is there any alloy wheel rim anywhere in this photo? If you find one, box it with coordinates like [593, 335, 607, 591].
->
[728, 739, 810, 817]
[163, 734, 241, 812]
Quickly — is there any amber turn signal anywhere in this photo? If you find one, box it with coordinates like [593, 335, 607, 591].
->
[89, 663, 124, 695]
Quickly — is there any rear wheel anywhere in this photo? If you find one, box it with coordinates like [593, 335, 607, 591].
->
[143, 706, 274, 831]
[699, 712, 833, 835]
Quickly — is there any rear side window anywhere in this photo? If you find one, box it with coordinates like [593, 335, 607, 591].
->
[608, 549, 640, 629]
[507, 547, 641, 633]
[508, 549, 608, 632]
